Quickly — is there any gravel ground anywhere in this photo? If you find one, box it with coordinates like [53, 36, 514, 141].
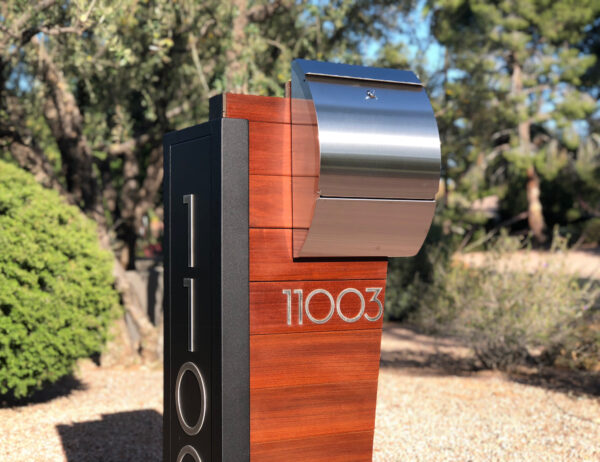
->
[2, 325, 599, 461]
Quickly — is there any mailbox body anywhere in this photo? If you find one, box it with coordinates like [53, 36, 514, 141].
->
[163, 94, 389, 461]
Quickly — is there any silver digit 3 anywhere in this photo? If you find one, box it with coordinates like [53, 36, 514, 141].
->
[364, 287, 384, 322]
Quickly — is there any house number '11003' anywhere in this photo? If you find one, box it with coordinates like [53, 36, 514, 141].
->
[282, 287, 384, 326]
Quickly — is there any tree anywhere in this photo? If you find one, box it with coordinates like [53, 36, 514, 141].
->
[428, 0, 600, 243]
[0, 0, 412, 358]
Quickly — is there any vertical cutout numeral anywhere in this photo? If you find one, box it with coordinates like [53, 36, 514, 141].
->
[183, 278, 196, 352]
[183, 194, 195, 267]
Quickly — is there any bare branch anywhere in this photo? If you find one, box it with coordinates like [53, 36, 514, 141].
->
[38, 25, 85, 36]
[246, 0, 294, 22]
[98, 133, 154, 156]
[10, 0, 59, 37]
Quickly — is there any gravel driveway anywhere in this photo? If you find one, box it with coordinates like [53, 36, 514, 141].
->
[2, 324, 599, 461]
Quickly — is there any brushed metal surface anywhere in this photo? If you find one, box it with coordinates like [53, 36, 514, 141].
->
[296, 198, 436, 258]
[291, 59, 441, 258]
[291, 59, 441, 200]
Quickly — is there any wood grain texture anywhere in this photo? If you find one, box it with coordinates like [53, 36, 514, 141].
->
[250, 330, 381, 389]
[292, 176, 318, 229]
[291, 123, 319, 176]
[290, 98, 317, 125]
[250, 228, 388, 282]
[250, 381, 378, 444]
[249, 175, 292, 228]
[251, 431, 374, 462]
[250, 280, 386, 334]
[223, 93, 290, 124]
[249, 122, 291, 176]
[221, 93, 388, 461]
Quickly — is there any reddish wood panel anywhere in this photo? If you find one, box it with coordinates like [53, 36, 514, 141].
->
[223, 93, 290, 124]
[292, 176, 318, 229]
[249, 175, 292, 228]
[290, 98, 317, 125]
[250, 381, 378, 444]
[291, 123, 319, 176]
[249, 122, 291, 176]
[251, 430, 374, 462]
[250, 228, 388, 282]
[250, 330, 381, 389]
[223, 93, 388, 461]
[250, 280, 386, 334]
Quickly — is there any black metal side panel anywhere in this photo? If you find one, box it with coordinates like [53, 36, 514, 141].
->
[163, 119, 249, 462]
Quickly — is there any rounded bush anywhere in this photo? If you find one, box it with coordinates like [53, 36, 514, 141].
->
[414, 232, 599, 370]
[0, 160, 119, 399]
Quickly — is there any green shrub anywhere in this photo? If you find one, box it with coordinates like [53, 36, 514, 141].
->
[0, 160, 120, 399]
[413, 231, 600, 370]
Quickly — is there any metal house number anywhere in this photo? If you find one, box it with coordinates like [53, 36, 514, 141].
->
[282, 287, 384, 326]
[174, 194, 205, 462]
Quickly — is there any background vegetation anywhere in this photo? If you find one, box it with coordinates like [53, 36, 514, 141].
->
[1, 0, 599, 376]
[0, 160, 119, 399]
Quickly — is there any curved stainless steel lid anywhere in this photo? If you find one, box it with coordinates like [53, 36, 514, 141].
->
[291, 59, 441, 200]
[291, 59, 441, 258]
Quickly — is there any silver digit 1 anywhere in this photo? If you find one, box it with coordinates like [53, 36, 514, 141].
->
[283, 289, 292, 325]
[283, 289, 304, 325]
[183, 194, 195, 267]
[294, 289, 303, 325]
[364, 287, 384, 322]
[183, 278, 196, 352]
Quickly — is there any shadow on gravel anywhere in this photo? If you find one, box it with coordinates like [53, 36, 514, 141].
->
[381, 349, 600, 396]
[57, 409, 162, 462]
[0, 374, 86, 408]
[381, 324, 600, 397]
[380, 351, 479, 376]
[508, 369, 600, 397]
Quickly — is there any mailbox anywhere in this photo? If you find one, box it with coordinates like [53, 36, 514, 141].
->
[291, 59, 440, 257]
[163, 59, 440, 462]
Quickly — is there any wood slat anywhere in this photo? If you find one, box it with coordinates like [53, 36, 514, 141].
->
[250, 175, 292, 228]
[250, 330, 381, 389]
[249, 122, 291, 176]
[291, 123, 319, 176]
[223, 93, 290, 124]
[250, 381, 378, 444]
[251, 431, 374, 462]
[249, 228, 388, 282]
[292, 176, 318, 229]
[250, 280, 386, 334]
[290, 98, 317, 125]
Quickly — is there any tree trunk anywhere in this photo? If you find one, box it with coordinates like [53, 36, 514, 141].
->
[34, 40, 160, 360]
[511, 59, 546, 242]
[226, 0, 249, 93]
[526, 165, 546, 243]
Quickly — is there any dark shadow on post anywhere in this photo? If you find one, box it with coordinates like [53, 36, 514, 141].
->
[57, 409, 162, 462]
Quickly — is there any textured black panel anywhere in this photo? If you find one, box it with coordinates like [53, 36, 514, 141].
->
[163, 119, 249, 462]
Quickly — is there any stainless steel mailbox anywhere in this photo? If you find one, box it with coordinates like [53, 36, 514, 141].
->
[291, 59, 441, 258]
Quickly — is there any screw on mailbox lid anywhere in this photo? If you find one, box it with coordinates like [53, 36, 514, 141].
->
[365, 89, 377, 100]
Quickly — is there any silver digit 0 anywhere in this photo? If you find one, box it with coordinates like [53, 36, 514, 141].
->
[305, 289, 335, 324]
[364, 287, 384, 322]
[183, 194, 195, 267]
[183, 278, 196, 352]
[336, 288, 365, 323]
